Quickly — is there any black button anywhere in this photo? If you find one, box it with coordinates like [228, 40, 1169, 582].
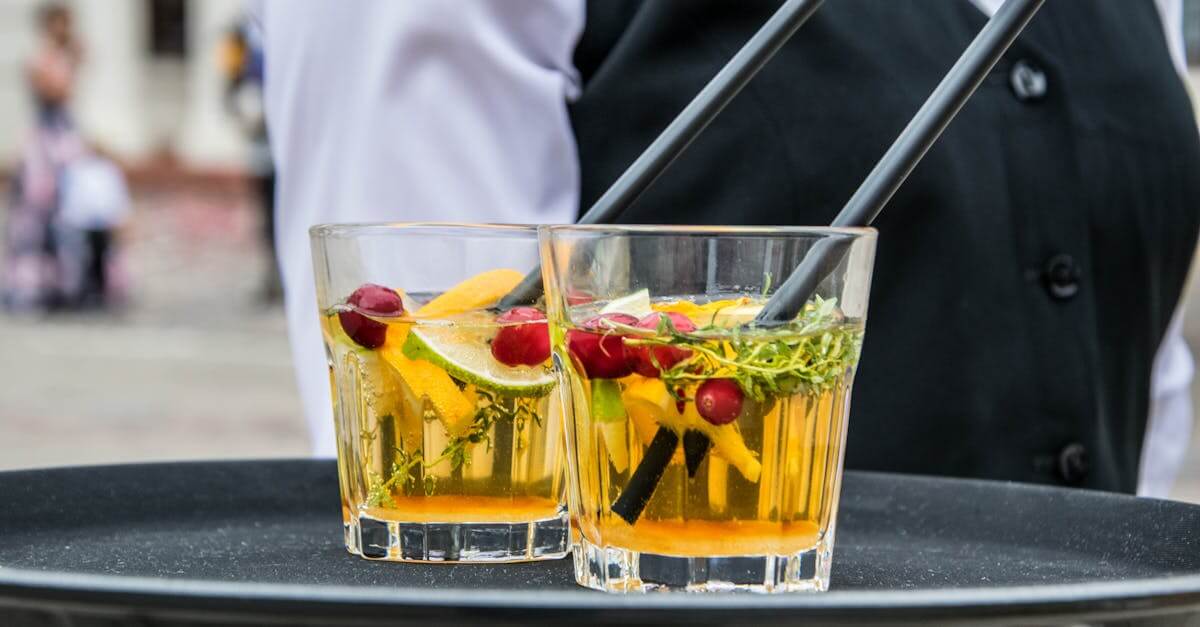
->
[1057, 443, 1089, 485]
[1010, 59, 1047, 102]
[1043, 254, 1080, 300]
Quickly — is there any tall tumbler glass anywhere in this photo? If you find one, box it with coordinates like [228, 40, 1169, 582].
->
[540, 225, 876, 592]
[311, 223, 568, 562]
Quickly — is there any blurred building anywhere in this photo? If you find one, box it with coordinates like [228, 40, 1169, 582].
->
[0, 0, 247, 171]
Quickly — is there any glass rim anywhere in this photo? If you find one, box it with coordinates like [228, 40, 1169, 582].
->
[540, 224, 876, 237]
[309, 222, 539, 239]
[311, 222, 877, 239]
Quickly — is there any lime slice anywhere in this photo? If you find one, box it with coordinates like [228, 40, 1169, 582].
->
[401, 325, 555, 397]
[600, 289, 652, 318]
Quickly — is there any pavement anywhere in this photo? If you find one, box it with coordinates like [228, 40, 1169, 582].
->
[0, 182, 308, 469]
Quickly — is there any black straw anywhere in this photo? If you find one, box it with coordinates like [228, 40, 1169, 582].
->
[683, 429, 712, 477]
[497, 0, 826, 310]
[756, 0, 1044, 323]
[611, 428, 680, 525]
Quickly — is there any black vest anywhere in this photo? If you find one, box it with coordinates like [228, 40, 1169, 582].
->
[569, 0, 1200, 492]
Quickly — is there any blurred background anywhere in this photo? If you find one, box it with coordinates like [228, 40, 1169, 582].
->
[0, 0, 305, 467]
[0, 0, 1198, 502]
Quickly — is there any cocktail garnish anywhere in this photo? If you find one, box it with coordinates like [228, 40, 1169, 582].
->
[366, 445, 431, 506]
[628, 312, 696, 377]
[591, 378, 630, 473]
[649, 296, 753, 327]
[415, 268, 525, 318]
[364, 388, 542, 505]
[566, 313, 638, 379]
[591, 378, 626, 422]
[619, 377, 760, 481]
[598, 288, 652, 319]
[379, 331, 476, 436]
[650, 296, 855, 404]
[432, 388, 541, 474]
[607, 295, 858, 523]
[695, 378, 743, 425]
[400, 324, 554, 397]
[491, 307, 551, 367]
[339, 283, 404, 348]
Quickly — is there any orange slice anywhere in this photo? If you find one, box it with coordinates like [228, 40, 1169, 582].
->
[622, 377, 760, 482]
[415, 269, 525, 318]
[650, 297, 755, 327]
[379, 325, 475, 436]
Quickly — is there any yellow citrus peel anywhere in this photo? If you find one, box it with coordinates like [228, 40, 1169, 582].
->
[621, 376, 760, 482]
[415, 269, 525, 318]
[379, 325, 474, 436]
[650, 297, 757, 327]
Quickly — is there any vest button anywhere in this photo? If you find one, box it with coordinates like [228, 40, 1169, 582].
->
[1057, 443, 1089, 485]
[1010, 59, 1047, 102]
[1043, 254, 1080, 300]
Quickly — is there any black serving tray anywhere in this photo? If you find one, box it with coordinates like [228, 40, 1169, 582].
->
[0, 459, 1198, 626]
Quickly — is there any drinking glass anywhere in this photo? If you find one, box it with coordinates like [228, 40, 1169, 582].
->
[540, 225, 876, 591]
[311, 223, 567, 562]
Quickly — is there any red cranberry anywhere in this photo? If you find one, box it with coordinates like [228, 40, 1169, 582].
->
[491, 307, 550, 367]
[695, 379, 744, 425]
[629, 312, 696, 378]
[338, 283, 403, 349]
[566, 313, 638, 379]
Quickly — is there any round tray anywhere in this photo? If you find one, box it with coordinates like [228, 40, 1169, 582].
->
[0, 460, 1197, 626]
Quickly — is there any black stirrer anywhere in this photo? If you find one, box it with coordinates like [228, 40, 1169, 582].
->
[615, 0, 1045, 525]
[756, 0, 1044, 323]
[497, 0, 826, 310]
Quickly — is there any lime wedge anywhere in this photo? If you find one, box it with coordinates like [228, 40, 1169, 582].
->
[600, 289, 652, 318]
[401, 325, 555, 397]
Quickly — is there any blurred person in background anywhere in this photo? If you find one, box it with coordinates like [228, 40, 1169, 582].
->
[3, 2, 85, 312]
[220, 19, 281, 305]
[56, 150, 131, 310]
[252, 1, 1198, 498]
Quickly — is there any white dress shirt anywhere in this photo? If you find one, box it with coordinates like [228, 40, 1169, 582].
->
[251, 0, 1193, 496]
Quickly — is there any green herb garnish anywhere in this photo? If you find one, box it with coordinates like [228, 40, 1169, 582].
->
[363, 388, 542, 504]
[367, 444, 432, 506]
[624, 296, 862, 404]
[429, 388, 541, 469]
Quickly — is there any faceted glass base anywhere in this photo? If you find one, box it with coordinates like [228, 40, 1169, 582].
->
[345, 509, 570, 563]
[572, 534, 833, 593]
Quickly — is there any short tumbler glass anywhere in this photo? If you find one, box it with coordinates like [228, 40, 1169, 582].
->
[311, 223, 568, 562]
[540, 225, 876, 592]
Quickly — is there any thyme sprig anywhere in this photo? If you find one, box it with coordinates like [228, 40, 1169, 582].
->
[367, 444, 431, 506]
[364, 388, 542, 505]
[621, 296, 862, 403]
[429, 388, 539, 470]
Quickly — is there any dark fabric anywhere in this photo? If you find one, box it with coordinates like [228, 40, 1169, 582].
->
[569, 0, 1200, 492]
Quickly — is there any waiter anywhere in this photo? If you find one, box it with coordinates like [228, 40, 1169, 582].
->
[252, 0, 1199, 496]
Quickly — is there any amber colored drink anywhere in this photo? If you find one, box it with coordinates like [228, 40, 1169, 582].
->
[323, 307, 567, 563]
[576, 381, 851, 557]
[556, 296, 863, 592]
